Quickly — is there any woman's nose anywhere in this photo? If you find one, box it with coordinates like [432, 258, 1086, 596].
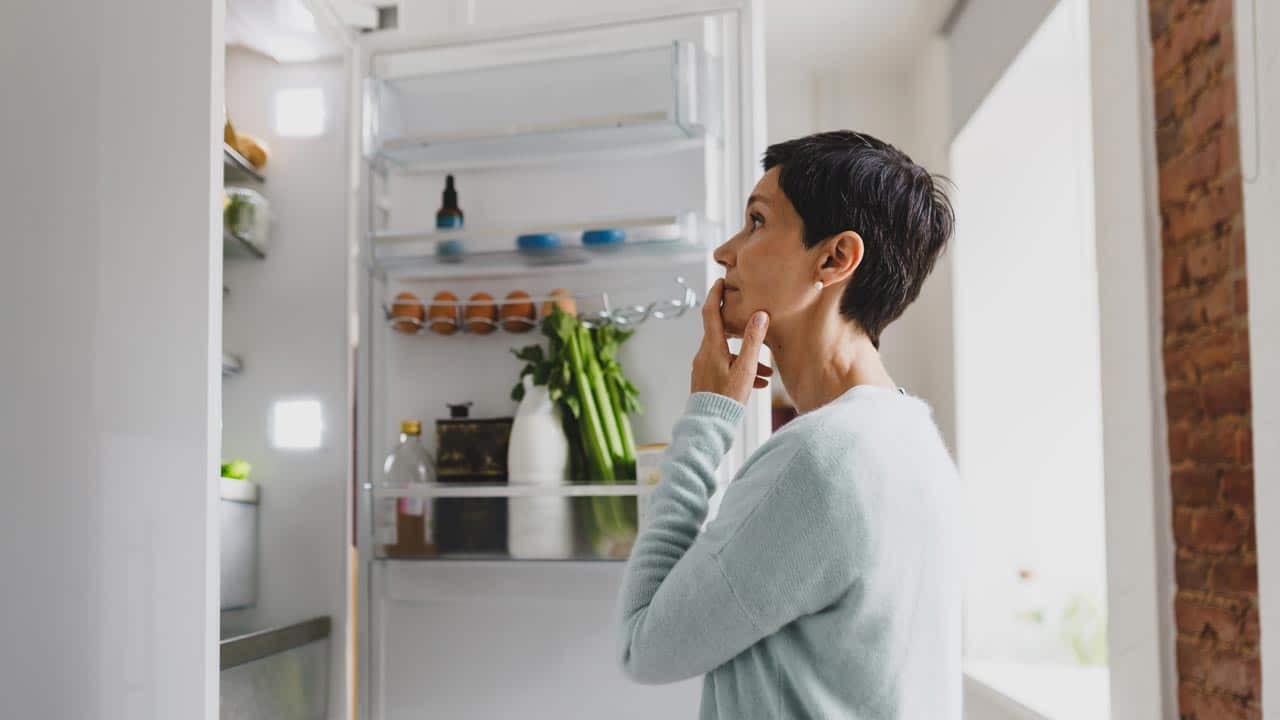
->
[713, 236, 736, 270]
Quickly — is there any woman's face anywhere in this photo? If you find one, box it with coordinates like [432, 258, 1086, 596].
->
[713, 167, 817, 338]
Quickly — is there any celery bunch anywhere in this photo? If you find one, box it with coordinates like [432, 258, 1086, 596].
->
[512, 307, 642, 556]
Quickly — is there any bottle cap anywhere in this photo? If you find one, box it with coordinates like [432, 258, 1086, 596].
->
[400, 420, 422, 435]
[442, 174, 458, 208]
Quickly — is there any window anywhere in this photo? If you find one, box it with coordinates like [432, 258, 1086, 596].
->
[950, 0, 1110, 716]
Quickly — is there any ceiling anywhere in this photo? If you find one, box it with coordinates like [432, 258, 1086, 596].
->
[765, 0, 954, 72]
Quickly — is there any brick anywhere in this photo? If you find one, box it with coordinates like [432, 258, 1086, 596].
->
[1166, 296, 1199, 333]
[1165, 245, 1191, 288]
[1155, 0, 1257, 705]
[1187, 237, 1228, 282]
[1175, 594, 1242, 643]
[1203, 274, 1233, 319]
[1185, 74, 1237, 141]
[1193, 329, 1249, 377]
[1168, 387, 1204, 420]
[1188, 425, 1233, 461]
[1180, 684, 1262, 720]
[1237, 427, 1252, 464]
[1229, 221, 1247, 263]
[1203, 372, 1251, 416]
[1158, 118, 1185, 164]
[1170, 424, 1192, 464]
[1172, 467, 1219, 506]
[1155, 0, 1233, 83]
[1188, 507, 1249, 552]
[1178, 636, 1208, 683]
[1214, 555, 1258, 595]
[1207, 653, 1261, 700]
[1164, 340, 1200, 385]
[1220, 469, 1255, 508]
[1178, 553, 1212, 590]
[1165, 179, 1241, 245]
[1174, 506, 1197, 545]
[1242, 605, 1260, 646]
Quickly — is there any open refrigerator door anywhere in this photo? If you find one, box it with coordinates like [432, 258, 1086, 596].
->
[349, 4, 766, 718]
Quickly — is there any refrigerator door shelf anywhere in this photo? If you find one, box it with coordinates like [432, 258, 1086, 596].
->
[377, 239, 706, 281]
[369, 483, 658, 562]
[366, 41, 715, 172]
[371, 213, 712, 280]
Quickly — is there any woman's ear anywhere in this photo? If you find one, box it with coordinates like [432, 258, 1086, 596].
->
[819, 231, 864, 285]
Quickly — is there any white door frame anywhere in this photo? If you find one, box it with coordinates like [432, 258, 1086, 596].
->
[1233, 1, 1279, 715]
[1088, 0, 1176, 717]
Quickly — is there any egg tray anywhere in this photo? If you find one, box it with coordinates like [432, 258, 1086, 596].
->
[385, 311, 539, 336]
[382, 277, 698, 337]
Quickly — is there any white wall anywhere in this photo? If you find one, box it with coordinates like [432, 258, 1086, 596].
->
[1234, 1, 1280, 716]
[1088, 0, 1172, 716]
[221, 47, 350, 720]
[0, 2, 222, 719]
[764, 49, 957, 454]
[951, 0, 1107, 680]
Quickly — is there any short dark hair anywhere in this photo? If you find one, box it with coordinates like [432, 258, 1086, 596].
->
[762, 130, 954, 348]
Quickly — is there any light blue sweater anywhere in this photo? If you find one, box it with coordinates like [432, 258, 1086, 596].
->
[616, 386, 961, 719]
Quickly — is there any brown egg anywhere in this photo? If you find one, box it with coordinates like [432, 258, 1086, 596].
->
[390, 292, 424, 334]
[540, 288, 577, 317]
[427, 291, 459, 335]
[500, 290, 536, 332]
[465, 292, 498, 334]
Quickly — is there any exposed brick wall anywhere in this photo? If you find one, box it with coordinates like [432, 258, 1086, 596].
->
[1149, 0, 1259, 717]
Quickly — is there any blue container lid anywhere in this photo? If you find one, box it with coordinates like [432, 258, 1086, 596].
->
[517, 233, 562, 250]
[582, 228, 626, 246]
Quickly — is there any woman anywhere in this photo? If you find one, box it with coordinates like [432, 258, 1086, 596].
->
[615, 131, 961, 719]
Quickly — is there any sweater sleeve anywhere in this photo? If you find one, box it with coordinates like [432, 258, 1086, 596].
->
[614, 392, 858, 684]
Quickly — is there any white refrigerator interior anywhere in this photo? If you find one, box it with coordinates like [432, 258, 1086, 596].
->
[351, 5, 766, 719]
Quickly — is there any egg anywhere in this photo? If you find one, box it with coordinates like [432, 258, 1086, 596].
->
[390, 292, 424, 334]
[540, 288, 577, 317]
[465, 292, 498, 334]
[428, 291, 460, 335]
[500, 290, 536, 332]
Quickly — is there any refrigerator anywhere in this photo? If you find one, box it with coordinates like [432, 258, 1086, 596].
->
[348, 3, 769, 717]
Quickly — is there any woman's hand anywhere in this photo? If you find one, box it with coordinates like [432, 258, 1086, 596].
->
[691, 278, 773, 405]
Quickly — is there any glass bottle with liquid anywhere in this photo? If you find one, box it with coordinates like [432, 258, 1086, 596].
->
[378, 420, 438, 557]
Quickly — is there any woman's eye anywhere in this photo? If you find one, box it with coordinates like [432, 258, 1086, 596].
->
[750, 214, 763, 230]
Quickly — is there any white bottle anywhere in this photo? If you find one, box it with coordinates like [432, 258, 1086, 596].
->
[507, 375, 574, 559]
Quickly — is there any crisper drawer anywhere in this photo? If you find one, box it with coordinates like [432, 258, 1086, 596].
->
[366, 40, 715, 169]
[220, 477, 260, 610]
[371, 561, 700, 720]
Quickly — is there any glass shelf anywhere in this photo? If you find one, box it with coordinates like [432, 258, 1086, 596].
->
[368, 482, 658, 561]
[374, 117, 701, 172]
[367, 482, 655, 499]
[377, 239, 705, 281]
[223, 143, 265, 183]
[371, 213, 711, 280]
[366, 41, 714, 171]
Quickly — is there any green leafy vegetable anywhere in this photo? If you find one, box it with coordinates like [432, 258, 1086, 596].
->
[511, 307, 643, 556]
